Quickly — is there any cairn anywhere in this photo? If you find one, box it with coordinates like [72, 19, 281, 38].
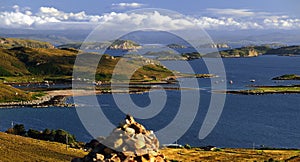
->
[73, 115, 166, 162]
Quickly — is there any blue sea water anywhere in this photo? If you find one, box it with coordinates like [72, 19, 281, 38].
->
[0, 55, 300, 148]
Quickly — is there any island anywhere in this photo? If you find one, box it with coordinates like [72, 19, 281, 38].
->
[166, 43, 187, 49]
[206, 46, 271, 58]
[227, 85, 300, 95]
[272, 74, 300, 80]
[265, 45, 300, 56]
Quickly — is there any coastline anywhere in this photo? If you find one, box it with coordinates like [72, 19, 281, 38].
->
[0, 85, 201, 108]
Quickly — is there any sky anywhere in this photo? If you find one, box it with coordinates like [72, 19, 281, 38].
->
[1, 0, 300, 31]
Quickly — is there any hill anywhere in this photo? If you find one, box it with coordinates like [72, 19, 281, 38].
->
[266, 45, 300, 55]
[209, 45, 300, 57]
[58, 39, 141, 50]
[0, 83, 32, 102]
[0, 132, 86, 161]
[207, 46, 271, 58]
[0, 46, 77, 77]
[0, 38, 173, 83]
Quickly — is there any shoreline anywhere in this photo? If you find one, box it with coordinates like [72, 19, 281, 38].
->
[0, 85, 200, 108]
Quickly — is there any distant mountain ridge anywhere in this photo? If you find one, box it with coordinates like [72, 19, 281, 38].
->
[58, 39, 141, 50]
[209, 45, 300, 57]
[0, 37, 55, 49]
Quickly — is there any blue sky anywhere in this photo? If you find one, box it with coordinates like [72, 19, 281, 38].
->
[1, 0, 300, 30]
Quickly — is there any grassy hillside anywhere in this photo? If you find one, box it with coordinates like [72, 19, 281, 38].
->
[0, 132, 86, 161]
[1, 131, 299, 161]
[94, 54, 173, 81]
[0, 83, 32, 102]
[161, 147, 300, 162]
[212, 46, 271, 58]
[0, 46, 78, 77]
[58, 39, 141, 50]
[0, 37, 54, 49]
[0, 43, 174, 83]
[266, 45, 300, 55]
[0, 48, 30, 76]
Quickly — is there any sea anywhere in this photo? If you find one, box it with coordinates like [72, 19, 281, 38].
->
[1, 55, 300, 148]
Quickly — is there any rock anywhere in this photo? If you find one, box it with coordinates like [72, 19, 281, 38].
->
[125, 127, 135, 135]
[96, 153, 105, 161]
[110, 153, 121, 162]
[113, 138, 123, 149]
[75, 115, 166, 162]
[134, 134, 146, 149]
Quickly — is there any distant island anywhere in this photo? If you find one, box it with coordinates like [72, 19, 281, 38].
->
[227, 85, 300, 95]
[142, 50, 201, 60]
[266, 45, 300, 56]
[166, 43, 187, 49]
[272, 74, 300, 80]
[206, 46, 271, 58]
[212, 45, 300, 58]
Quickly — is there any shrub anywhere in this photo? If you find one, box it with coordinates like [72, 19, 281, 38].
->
[184, 144, 192, 149]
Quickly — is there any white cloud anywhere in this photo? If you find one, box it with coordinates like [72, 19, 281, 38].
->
[112, 3, 145, 9]
[207, 8, 257, 17]
[0, 6, 300, 30]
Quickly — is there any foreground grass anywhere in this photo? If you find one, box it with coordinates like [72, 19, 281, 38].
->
[160, 148, 300, 162]
[0, 132, 86, 161]
[1, 131, 300, 162]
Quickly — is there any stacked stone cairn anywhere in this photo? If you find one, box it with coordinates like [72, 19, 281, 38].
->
[73, 115, 166, 162]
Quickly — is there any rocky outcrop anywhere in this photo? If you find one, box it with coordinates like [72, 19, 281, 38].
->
[73, 115, 166, 162]
[108, 40, 142, 50]
[247, 48, 259, 57]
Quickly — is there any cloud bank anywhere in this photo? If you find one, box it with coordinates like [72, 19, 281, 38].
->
[111, 3, 145, 9]
[0, 5, 300, 30]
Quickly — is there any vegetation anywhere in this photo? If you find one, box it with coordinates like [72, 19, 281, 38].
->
[0, 37, 54, 49]
[166, 43, 187, 49]
[1, 131, 299, 161]
[0, 38, 174, 83]
[272, 74, 300, 80]
[228, 85, 300, 94]
[160, 148, 300, 162]
[266, 45, 300, 55]
[0, 132, 86, 161]
[214, 45, 300, 57]
[206, 45, 272, 57]
[217, 46, 270, 57]
[0, 83, 32, 102]
[144, 50, 201, 60]
[93, 54, 174, 82]
[5, 124, 80, 148]
[182, 52, 202, 60]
